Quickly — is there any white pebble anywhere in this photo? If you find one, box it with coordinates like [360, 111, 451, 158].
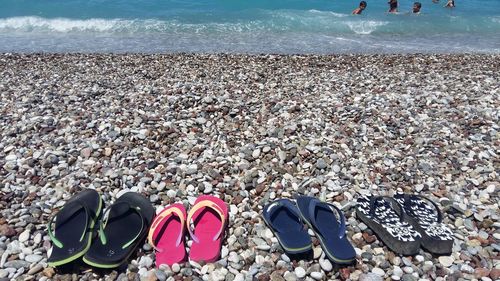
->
[252, 149, 261, 158]
[438, 256, 454, 267]
[310, 272, 324, 280]
[319, 258, 333, 272]
[294, 267, 306, 278]
[18, 230, 30, 243]
[5, 155, 17, 161]
[372, 267, 385, 277]
[171, 263, 180, 273]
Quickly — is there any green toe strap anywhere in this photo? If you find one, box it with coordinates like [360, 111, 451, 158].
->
[47, 200, 91, 249]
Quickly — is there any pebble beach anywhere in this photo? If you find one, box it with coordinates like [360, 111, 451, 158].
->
[0, 53, 499, 281]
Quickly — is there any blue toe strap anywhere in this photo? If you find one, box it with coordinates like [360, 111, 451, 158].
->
[264, 199, 303, 233]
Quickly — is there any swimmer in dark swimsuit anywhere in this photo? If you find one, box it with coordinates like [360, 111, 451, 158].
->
[388, 0, 398, 13]
[352, 1, 367, 15]
[445, 0, 455, 8]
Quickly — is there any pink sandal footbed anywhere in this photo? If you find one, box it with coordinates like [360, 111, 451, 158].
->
[187, 195, 228, 263]
[148, 203, 187, 266]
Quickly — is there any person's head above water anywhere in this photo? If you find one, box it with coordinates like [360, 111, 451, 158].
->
[413, 2, 422, 13]
[388, 0, 398, 12]
[352, 1, 367, 14]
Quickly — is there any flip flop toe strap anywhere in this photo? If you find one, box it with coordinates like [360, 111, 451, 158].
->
[369, 196, 405, 223]
[265, 199, 304, 233]
[47, 200, 91, 249]
[147, 206, 185, 252]
[307, 199, 346, 239]
[98, 201, 145, 250]
[187, 200, 226, 244]
[403, 194, 443, 223]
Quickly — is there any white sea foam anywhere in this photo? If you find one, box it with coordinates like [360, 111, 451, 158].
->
[308, 9, 348, 18]
[0, 16, 127, 32]
[344, 20, 389, 35]
[0, 17, 134, 32]
[0, 16, 275, 34]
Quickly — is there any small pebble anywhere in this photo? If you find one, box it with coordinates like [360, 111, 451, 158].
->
[294, 267, 306, 278]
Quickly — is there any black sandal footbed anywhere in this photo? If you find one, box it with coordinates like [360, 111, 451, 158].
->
[356, 195, 422, 256]
[82, 192, 155, 268]
[47, 189, 102, 267]
[393, 193, 454, 255]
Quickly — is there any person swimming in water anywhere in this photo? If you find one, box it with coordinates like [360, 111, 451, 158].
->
[413, 2, 422, 13]
[445, 0, 455, 8]
[388, 0, 398, 13]
[352, 1, 367, 15]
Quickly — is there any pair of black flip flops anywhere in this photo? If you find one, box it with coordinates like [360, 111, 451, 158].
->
[47, 190, 155, 268]
[262, 196, 356, 264]
[356, 193, 454, 255]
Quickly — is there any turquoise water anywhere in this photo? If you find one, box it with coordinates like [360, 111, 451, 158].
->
[1, 0, 499, 53]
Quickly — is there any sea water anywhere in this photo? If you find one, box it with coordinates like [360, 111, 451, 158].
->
[1, 0, 499, 53]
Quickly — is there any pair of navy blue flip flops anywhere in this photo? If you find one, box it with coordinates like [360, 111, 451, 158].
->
[262, 196, 355, 264]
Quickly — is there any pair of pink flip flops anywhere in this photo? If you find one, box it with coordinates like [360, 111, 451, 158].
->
[147, 195, 228, 266]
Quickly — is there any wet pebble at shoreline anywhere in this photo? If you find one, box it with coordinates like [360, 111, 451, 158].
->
[0, 53, 499, 281]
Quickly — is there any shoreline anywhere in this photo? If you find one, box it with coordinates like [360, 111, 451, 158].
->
[0, 53, 498, 281]
[1, 52, 500, 56]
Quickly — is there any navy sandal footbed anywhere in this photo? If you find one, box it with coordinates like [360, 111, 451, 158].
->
[262, 199, 312, 255]
[296, 196, 355, 264]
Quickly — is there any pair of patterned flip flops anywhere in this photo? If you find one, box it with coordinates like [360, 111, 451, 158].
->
[356, 193, 454, 255]
[147, 195, 228, 267]
[47, 190, 155, 268]
[262, 196, 356, 264]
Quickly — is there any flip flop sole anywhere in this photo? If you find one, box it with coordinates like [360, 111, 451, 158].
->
[48, 203, 101, 267]
[297, 212, 354, 264]
[150, 204, 187, 266]
[262, 199, 312, 256]
[47, 189, 102, 267]
[262, 215, 312, 254]
[83, 192, 155, 268]
[295, 197, 355, 264]
[393, 194, 454, 255]
[356, 208, 420, 256]
[405, 215, 453, 255]
[188, 195, 228, 263]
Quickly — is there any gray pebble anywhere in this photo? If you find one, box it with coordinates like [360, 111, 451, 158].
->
[24, 254, 43, 263]
[3, 260, 30, 269]
[315, 159, 327, 169]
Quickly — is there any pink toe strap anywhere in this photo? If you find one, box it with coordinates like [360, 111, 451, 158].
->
[187, 200, 226, 243]
[147, 206, 185, 252]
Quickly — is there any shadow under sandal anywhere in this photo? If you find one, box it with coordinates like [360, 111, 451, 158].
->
[356, 196, 421, 256]
[47, 189, 103, 267]
[262, 199, 312, 255]
[393, 193, 454, 255]
[296, 196, 355, 264]
[83, 192, 155, 268]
